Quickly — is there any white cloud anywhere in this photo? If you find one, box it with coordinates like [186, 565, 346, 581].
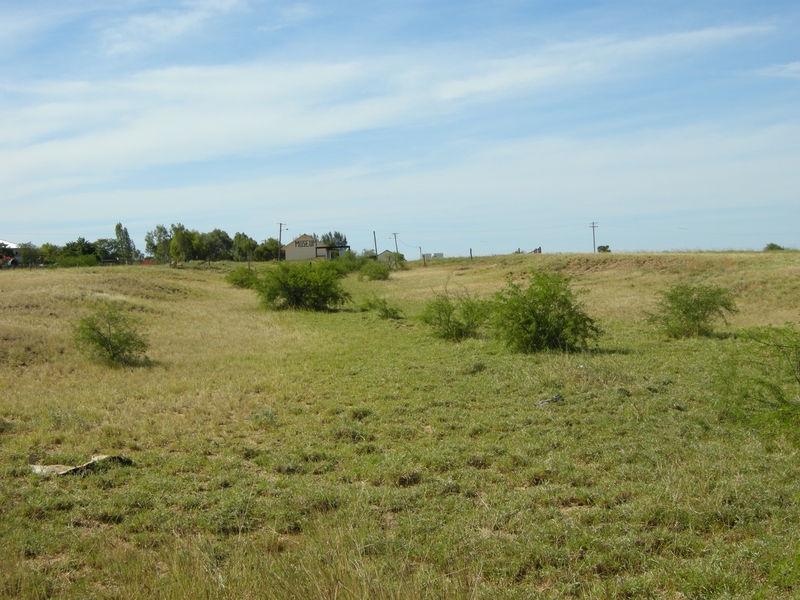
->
[0, 24, 785, 210]
[102, 0, 246, 55]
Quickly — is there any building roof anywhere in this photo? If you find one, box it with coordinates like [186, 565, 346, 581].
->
[0, 239, 20, 249]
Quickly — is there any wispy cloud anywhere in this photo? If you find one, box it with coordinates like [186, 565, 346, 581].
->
[756, 61, 800, 78]
[102, 0, 246, 55]
[0, 24, 783, 207]
[436, 25, 771, 101]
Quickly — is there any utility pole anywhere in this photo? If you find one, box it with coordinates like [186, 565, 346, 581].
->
[391, 233, 399, 255]
[590, 222, 598, 253]
[373, 231, 378, 257]
[278, 223, 288, 261]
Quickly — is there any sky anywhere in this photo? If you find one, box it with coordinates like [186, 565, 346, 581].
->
[1, 0, 799, 258]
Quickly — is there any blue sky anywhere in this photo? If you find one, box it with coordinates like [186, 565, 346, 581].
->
[2, 1, 798, 257]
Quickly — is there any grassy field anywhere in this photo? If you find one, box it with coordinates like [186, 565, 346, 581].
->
[1, 251, 799, 599]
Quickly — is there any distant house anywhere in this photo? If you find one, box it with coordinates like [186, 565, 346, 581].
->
[0, 239, 21, 266]
[376, 250, 394, 263]
[283, 234, 350, 262]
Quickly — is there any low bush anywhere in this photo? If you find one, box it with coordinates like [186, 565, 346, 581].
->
[358, 261, 390, 281]
[421, 290, 488, 341]
[256, 261, 350, 311]
[764, 243, 787, 251]
[225, 266, 259, 289]
[361, 296, 403, 320]
[492, 272, 600, 352]
[56, 255, 99, 268]
[72, 302, 149, 365]
[648, 282, 737, 338]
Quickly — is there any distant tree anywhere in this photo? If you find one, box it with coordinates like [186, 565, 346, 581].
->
[764, 243, 786, 252]
[40, 243, 59, 263]
[319, 231, 348, 247]
[61, 237, 95, 257]
[56, 238, 99, 267]
[169, 223, 198, 262]
[18, 243, 40, 266]
[597, 245, 610, 253]
[232, 232, 258, 262]
[94, 238, 119, 262]
[115, 223, 141, 261]
[144, 225, 172, 263]
[200, 229, 233, 261]
[254, 238, 283, 261]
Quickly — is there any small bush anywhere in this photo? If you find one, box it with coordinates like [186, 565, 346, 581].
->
[648, 282, 737, 338]
[358, 261, 390, 281]
[492, 272, 600, 352]
[361, 295, 403, 320]
[764, 243, 786, 252]
[225, 266, 259, 289]
[597, 245, 610, 253]
[256, 261, 350, 311]
[73, 303, 149, 365]
[421, 290, 488, 341]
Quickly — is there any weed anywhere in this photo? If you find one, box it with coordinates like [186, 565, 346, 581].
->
[492, 271, 600, 352]
[360, 295, 403, 319]
[647, 282, 737, 337]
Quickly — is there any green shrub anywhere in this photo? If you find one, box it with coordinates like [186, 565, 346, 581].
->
[256, 261, 351, 311]
[56, 255, 99, 268]
[225, 266, 259, 289]
[421, 290, 488, 341]
[648, 282, 737, 338]
[361, 295, 403, 320]
[72, 303, 149, 365]
[492, 272, 600, 352]
[764, 243, 786, 251]
[358, 261, 390, 281]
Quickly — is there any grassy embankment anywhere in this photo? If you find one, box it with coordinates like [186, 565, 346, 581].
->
[1, 251, 799, 598]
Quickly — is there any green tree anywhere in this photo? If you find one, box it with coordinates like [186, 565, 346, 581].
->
[169, 223, 199, 262]
[232, 232, 258, 262]
[200, 229, 233, 261]
[144, 225, 172, 263]
[18, 243, 40, 266]
[254, 238, 283, 261]
[115, 223, 140, 261]
[94, 238, 119, 261]
[492, 272, 600, 352]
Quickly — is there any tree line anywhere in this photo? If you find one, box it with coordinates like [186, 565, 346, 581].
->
[2, 224, 350, 267]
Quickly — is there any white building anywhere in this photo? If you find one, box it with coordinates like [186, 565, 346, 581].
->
[0, 239, 20, 265]
[282, 234, 350, 262]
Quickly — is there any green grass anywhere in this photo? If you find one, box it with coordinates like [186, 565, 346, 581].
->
[1, 252, 800, 598]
